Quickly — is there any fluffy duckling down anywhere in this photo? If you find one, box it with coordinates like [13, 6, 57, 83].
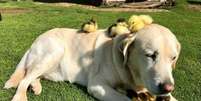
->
[131, 92, 155, 101]
[130, 92, 170, 101]
[81, 18, 98, 33]
[139, 15, 153, 25]
[128, 15, 153, 32]
[107, 18, 130, 38]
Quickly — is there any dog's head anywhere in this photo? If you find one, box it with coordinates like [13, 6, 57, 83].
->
[119, 24, 181, 96]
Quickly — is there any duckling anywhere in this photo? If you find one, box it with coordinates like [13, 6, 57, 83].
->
[128, 15, 145, 32]
[131, 92, 155, 101]
[130, 91, 170, 101]
[107, 18, 130, 38]
[128, 15, 153, 32]
[139, 15, 153, 25]
[81, 18, 98, 33]
[156, 96, 170, 101]
[116, 18, 128, 28]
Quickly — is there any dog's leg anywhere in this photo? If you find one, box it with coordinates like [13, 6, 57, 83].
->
[11, 73, 37, 101]
[11, 66, 46, 101]
[88, 80, 131, 101]
[4, 68, 25, 89]
[11, 50, 63, 101]
[88, 84, 131, 101]
[31, 78, 42, 95]
[12, 65, 56, 101]
[4, 50, 30, 89]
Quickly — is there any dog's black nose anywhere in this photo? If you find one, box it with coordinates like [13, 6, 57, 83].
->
[158, 83, 174, 94]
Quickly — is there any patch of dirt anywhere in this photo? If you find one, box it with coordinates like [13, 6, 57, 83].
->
[88, 7, 168, 12]
[188, 4, 201, 12]
[0, 8, 32, 14]
[36, 2, 169, 12]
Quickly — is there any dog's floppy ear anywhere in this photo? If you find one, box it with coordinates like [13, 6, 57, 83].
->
[172, 42, 181, 69]
[114, 34, 136, 66]
[112, 34, 137, 84]
[119, 34, 137, 66]
[112, 34, 137, 68]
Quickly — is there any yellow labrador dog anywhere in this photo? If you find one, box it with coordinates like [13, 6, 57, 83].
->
[4, 24, 180, 101]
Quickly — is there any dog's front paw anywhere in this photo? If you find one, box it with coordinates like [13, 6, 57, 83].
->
[31, 79, 42, 95]
[4, 79, 18, 89]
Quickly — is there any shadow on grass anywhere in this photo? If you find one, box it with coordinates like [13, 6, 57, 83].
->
[187, 0, 201, 4]
[73, 83, 97, 100]
[33, 0, 103, 6]
[0, 0, 7, 3]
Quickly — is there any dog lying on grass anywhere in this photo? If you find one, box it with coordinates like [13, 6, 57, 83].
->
[4, 23, 180, 101]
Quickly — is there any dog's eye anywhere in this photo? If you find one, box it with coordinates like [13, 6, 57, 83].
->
[145, 54, 157, 61]
[172, 56, 176, 60]
[145, 51, 158, 61]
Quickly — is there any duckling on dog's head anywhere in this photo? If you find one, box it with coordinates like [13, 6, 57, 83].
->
[107, 18, 130, 38]
[128, 15, 153, 32]
[117, 18, 128, 27]
[122, 24, 180, 96]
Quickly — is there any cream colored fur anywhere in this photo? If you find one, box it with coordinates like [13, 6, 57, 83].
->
[4, 24, 180, 101]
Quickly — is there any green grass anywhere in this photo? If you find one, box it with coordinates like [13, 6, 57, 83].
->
[0, 1, 201, 101]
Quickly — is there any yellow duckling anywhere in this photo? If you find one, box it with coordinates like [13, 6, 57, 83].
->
[131, 92, 170, 101]
[131, 92, 155, 101]
[128, 15, 153, 32]
[81, 18, 98, 33]
[139, 15, 153, 25]
[107, 18, 130, 38]
[116, 18, 128, 28]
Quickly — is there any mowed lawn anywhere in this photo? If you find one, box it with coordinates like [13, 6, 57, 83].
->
[0, 0, 201, 101]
